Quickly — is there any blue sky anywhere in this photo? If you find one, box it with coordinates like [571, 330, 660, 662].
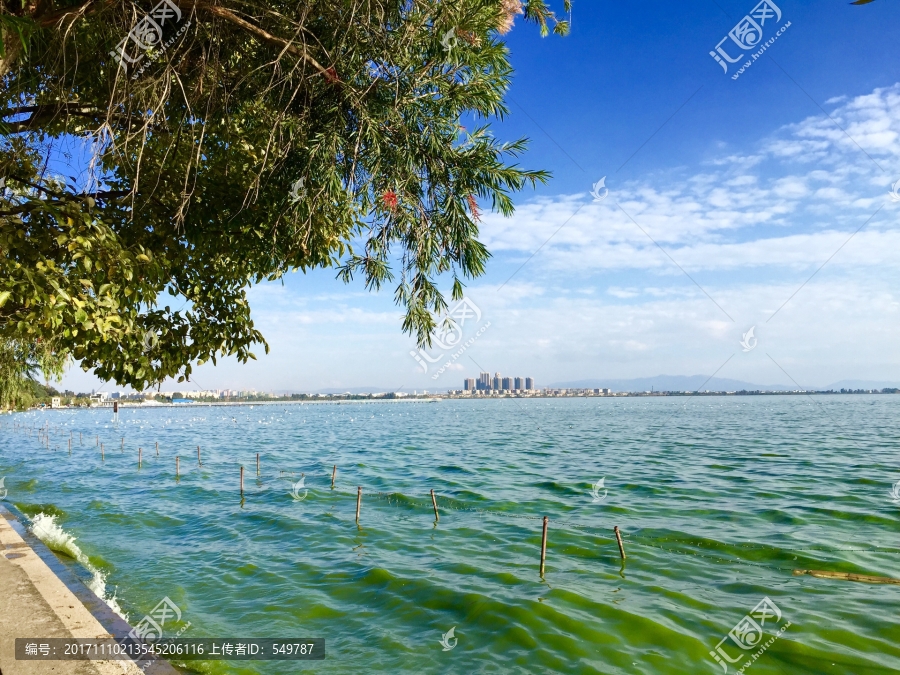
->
[62, 0, 900, 394]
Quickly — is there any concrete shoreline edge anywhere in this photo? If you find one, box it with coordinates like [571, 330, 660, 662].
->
[0, 504, 180, 675]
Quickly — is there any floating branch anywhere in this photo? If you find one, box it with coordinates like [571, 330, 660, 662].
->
[793, 569, 900, 585]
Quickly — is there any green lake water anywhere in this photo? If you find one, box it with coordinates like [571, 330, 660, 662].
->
[1, 395, 898, 674]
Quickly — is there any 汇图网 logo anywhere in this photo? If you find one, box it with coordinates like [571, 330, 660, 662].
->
[410, 296, 490, 380]
[290, 475, 308, 501]
[889, 479, 900, 504]
[710, 597, 790, 673]
[709, 1, 790, 80]
[439, 626, 457, 651]
[142, 329, 159, 353]
[590, 477, 607, 503]
[740, 326, 757, 352]
[441, 29, 458, 54]
[590, 177, 609, 202]
[289, 177, 307, 203]
[109, 0, 189, 80]
[888, 179, 900, 203]
[128, 596, 188, 643]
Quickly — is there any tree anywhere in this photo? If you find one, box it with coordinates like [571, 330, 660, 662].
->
[0, 338, 66, 409]
[1, 0, 570, 391]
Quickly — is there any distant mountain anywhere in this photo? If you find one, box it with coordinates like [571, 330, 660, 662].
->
[548, 376, 794, 392]
[824, 380, 900, 391]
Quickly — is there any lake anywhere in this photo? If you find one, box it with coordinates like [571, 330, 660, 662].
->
[1, 395, 898, 674]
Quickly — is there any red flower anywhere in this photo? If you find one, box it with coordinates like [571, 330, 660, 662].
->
[382, 189, 398, 211]
[467, 194, 481, 222]
[323, 66, 339, 83]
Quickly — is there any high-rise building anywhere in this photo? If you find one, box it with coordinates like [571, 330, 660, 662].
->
[525, 377, 534, 391]
[479, 372, 491, 390]
[501, 377, 512, 390]
[514, 377, 524, 390]
[493, 372, 501, 391]
[464, 378, 476, 391]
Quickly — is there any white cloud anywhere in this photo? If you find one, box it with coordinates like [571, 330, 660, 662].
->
[481, 83, 900, 278]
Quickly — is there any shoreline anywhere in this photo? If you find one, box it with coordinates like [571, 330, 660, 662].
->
[0, 504, 179, 675]
[19, 389, 900, 413]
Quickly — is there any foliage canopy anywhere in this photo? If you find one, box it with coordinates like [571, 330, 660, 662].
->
[0, 0, 569, 390]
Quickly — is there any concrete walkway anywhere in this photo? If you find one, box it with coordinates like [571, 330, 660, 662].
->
[0, 507, 174, 675]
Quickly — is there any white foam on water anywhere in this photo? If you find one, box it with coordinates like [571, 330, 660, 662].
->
[29, 513, 128, 620]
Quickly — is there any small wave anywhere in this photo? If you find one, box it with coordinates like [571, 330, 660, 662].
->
[29, 513, 128, 621]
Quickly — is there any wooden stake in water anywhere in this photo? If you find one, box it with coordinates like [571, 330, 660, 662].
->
[101, 444, 105, 461]
[240, 466, 244, 497]
[614, 526, 626, 560]
[197, 445, 202, 467]
[121, 437, 124, 450]
[176, 456, 180, 477]
[68, 438, 71, 455]
[156, 441, 159, 456]
[430, 489, 440, 522]
[256, 453, 260, 476]
[331, 465, 337, 489]
[356, 486, 362, 523]
[540, 516, 549, 577]
[138, 448, 142, 468]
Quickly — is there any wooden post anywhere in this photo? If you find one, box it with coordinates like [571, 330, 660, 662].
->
[121, 437, 124, 450]
[176, 456, 180, 477]
[240, 466, 244, 497]
[430, 489, 440, 522]
[156, 441, 159, 456]
[68, 438, 71, 455]
[331, 465, 336, 489]
[197, 445, 202, 467]
[101, 444, 105, 461]
[355, 486, 362, 523]
[614, 526, 626, 560]
[256, 453, 260, 476]
[540, 516, 549, 577]
[138, 448, 142, 468]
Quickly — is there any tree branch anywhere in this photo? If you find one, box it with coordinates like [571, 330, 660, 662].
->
[193, 3, 332, 79]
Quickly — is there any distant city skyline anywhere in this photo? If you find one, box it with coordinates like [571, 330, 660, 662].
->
[464, 372, 535, 393]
